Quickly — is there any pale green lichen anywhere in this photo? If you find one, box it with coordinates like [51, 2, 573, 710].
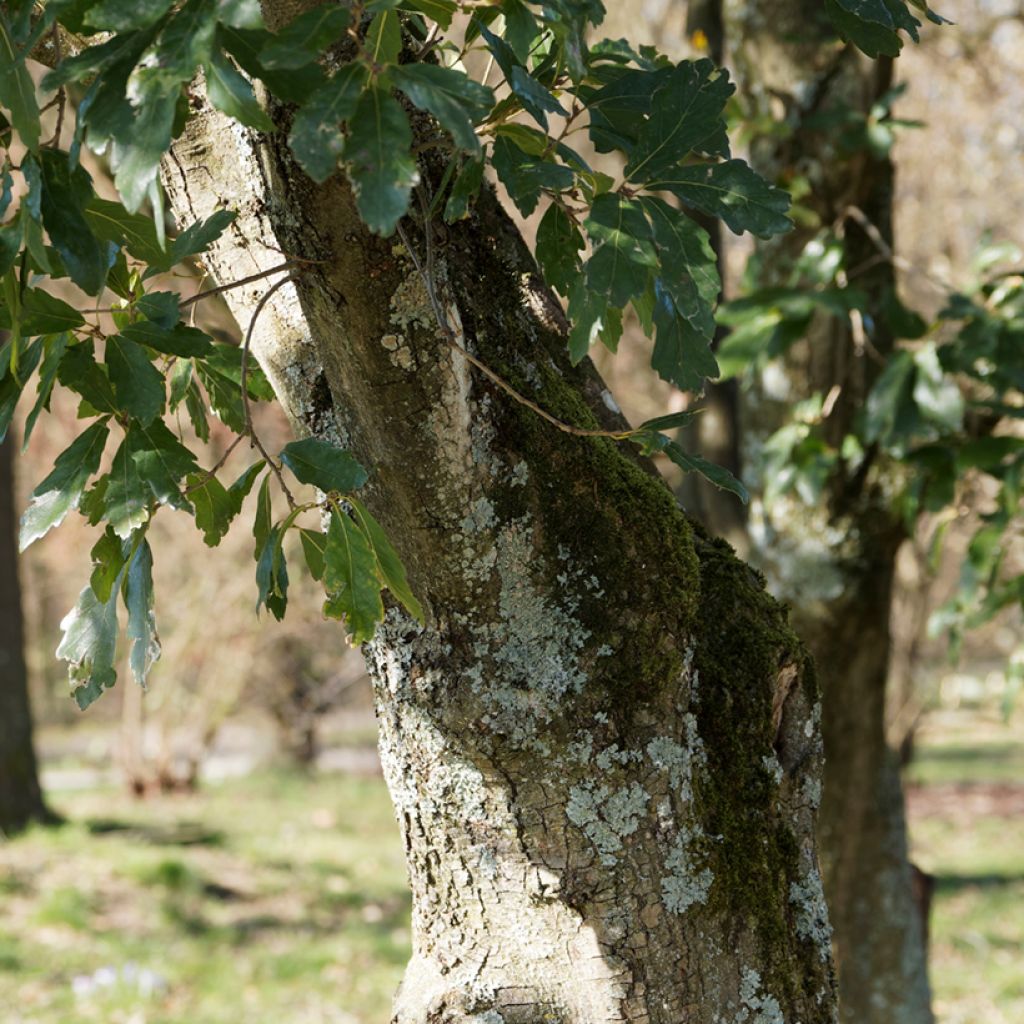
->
[463, 517, 593, 743]
[566, 781, 649, 866]
[789, 870, 833, 962]
[762, 752, 784, 786]
[461, 496, 498, 535]
[661, 827, 714, 914]
[738, 968, 786, 1024]
[646, 714, 706, 801]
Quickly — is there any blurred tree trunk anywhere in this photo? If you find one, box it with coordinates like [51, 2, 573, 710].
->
[675, 0, 748, 549]
[0, 432, 50, 835]
[725, 2, 933, 1022]
[157, 39, 838, 1020]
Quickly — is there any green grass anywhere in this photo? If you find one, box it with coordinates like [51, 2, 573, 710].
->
[0, 770, 410, 1024]
[906, 707, 1024, 1024]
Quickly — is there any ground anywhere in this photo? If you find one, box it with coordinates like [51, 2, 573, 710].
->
[0, 705, 1020, 1024]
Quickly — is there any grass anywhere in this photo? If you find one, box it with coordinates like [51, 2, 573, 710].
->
[0, 771, 410, 1024]
[906, 706, 1024, 1024]
[1, 706, 1020, 1023]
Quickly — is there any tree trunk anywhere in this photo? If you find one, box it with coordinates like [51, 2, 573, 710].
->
[725, 3, 933, 1021]
[0, 432, 50, 835]
[161, 66, 837, 1022]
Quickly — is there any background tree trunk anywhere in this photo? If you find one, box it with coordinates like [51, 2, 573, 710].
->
[725, 2, 933, 1021]
[0, 432, 51, 835]
[160, 67, 839, 1022]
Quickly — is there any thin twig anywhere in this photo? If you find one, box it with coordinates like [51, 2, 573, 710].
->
[84, 260, 306, 316]
[44, 23, 67, 148]
[241, 274, 298, 509]
[395, 215, 635, 441]
[183, 434, 245, 494]
[840, 205, 953, 294]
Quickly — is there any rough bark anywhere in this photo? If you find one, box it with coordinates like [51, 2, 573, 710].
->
[0, 432, 50, 835]
[161, 44, 838, 1022]
[725, 3, 933, 1022]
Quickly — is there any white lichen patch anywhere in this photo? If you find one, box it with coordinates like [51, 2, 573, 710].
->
[789, 870, 833, 962]
[389, 270, 435, 332]
[661, 828, 713, 914]
[566, 781, 650, 866]
[646, 714, 706, 802]
[464, 517, 592, 743]
[461, 496, 498, 535]
[736, 968, 786, 1024]
[762, 753, 784, 786]
[801, 775, 822, 810]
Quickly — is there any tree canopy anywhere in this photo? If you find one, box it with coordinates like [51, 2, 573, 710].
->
[3, 0, 1018, 713]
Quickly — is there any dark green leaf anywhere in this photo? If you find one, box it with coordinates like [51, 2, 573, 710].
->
[0, 16, 40, 150]
[219, 24, 325, 105]
[135, 291, 181, 329]
[648, 159, 792, 239]
[85, 0, 174, 32]
[584, 192, 658, 308]
[640, 196, 719, 335]
[625, 60, 733, 181]
[663, 439, 748, 502]
[289, 62, 366, 182]
[501, 0, 539, 60]
[279, 437, 368, 493]
[650, 280, 720, 392]
[825, 0, 919, 57]
[23, 333, 69, 450]
[0, 336, 43, 442]
[862, 348, 916, 446]
[323, 506, 383, 643]
[84, 197, 166, 266]
[89, 527, 128, 603]
[260, 5, 350, 68]
[20, 420, 109, 549]
[366, 8, 401, 65]
[253, 472, 272, 557]
[299, 527, 327, 581]
[120, 321, 213, 358]
[106, 336, 166, 424]
[536, 202, 584, 297]
[350, 496, 423, 621]
[638, 410, 699, 432]
[19, 289, 87, 336]
[391, 64, 493, 153]
[401, 0, 456, 28]
[346, 85, 417, 235]
[125, 537, 160, 685]
[492, 135, 574, 218]
[130, 419, 199, 511]
[255, 524, 289, 619]
[443, 156, 484, 222]
[168, 209, 236, 266]
[39, 150, 117, 295]
[205, 47, 274, 130]
[105, 433, 152, 538]
[187, 472, 234, 545]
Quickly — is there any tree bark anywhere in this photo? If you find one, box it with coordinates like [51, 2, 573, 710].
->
[161, 61, 837, 1022]
[725, 3, 933, 1021]
[0, 432, 50, 835]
